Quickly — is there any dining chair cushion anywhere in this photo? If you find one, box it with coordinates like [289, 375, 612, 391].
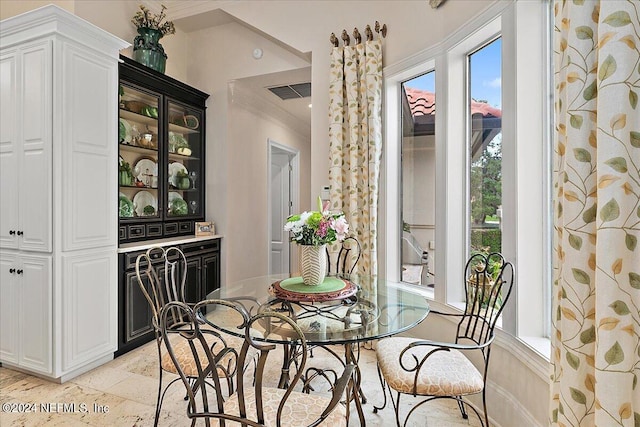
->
[377, 337, 483, 396]
[223, 387, 347, 427]
[161, 331, 247, 377]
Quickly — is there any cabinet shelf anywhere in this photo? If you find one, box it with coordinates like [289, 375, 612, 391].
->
[119, 184, 158, 190]
[119, 143, 158, 155]
[120, 109, 158, 128]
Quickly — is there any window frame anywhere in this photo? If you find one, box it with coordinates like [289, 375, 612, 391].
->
[381, 0, 551, 347]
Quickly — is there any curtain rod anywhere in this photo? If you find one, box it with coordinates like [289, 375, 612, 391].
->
[329, 21, 387, 47]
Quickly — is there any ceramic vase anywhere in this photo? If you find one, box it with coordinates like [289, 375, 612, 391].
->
[132, 27, 167, 73]
[299, 244, 327, 286]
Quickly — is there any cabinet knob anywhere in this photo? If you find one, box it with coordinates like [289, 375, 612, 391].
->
[17, 231, 23, 236]
[16, 269, 23, 275]
[9, 268, 15, 274]
[9, 230, 15, 235]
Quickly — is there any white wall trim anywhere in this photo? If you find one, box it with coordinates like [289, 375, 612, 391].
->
[485, 378, 545, 427]
[229, 82, 310, 139]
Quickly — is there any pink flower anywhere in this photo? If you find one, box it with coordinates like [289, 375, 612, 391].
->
[316, 220, 329, 238]
[332, 216, 349, 241]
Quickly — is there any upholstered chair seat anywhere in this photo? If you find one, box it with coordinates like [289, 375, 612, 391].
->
[376, 336, 483, 396]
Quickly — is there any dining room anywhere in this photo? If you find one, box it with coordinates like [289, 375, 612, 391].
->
[2, 1, 639, 427]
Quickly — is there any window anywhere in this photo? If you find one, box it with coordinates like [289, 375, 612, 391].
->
[384, 1, 550, 349]
[467, 38, 503, 259]
[400, 72, 436, 289]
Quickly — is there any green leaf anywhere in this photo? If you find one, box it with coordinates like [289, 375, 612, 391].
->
[552, 409, 558, 423]
[604, 341, 625, 365]
[631, 131, 640, 148]
[603, 11, 632, 27]
[558, 202, 563, 218]
[630, 91, 638, 110]
[583, 80, 598, 100]
[570, 387, 587, 404]
[566, 351, 580, 370]
[610, 300, 631, 315]
[627, 234, 638, 251]
[570, 114, 583, 129]
[634, 412, 640, 427]
[575, 26, 593, 40]
[583, 204, 597, 223]
[600, 198, 621, 222]
[572, 268, 591, 285]
[580, 325, 596, 344]
[605, 157, 628, 173]
[572, 0, 584, 5]
[569, 233, 583, 250]
[599, 55, 617, 81]
[574, 148, 592, 162]
[630, 272, 640, 289]
[634, 374, 638, 390]
[559, 401, 564, 415]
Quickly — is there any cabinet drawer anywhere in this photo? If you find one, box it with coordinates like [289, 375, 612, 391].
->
[146, 223, 163, 238]
[127, 225, 146, 240]
[123, 247, 173, 271]
[164, 223, 178, 236]
[180, 239, 220, 256]
[119, 227, 127, 240]
[179, 222, 192, 233]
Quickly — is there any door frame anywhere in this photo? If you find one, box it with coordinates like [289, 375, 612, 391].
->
[267, 139, 299, 275]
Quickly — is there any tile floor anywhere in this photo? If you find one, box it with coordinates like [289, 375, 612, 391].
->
[0, 341, 481, 426]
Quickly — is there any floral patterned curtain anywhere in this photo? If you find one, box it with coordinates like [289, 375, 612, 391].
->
[551, 1, 640, 425]
[328, 39, 383, 277]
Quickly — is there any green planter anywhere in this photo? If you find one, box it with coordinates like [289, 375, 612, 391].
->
[132, 27, 167, 73]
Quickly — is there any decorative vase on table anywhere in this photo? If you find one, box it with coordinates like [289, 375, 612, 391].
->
[132, 27, 167, 74]
[299, 244, 328, 286]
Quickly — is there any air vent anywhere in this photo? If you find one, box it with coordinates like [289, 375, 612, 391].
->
[267, 82, 311, 100]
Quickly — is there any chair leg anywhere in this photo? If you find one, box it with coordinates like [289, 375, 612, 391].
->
[483, 389, 489, 427]
[153, 368, 164, 427]
[456, 396, 468, 419]
[372, 363, 387, 413]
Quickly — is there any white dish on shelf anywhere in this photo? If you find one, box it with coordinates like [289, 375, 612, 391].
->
[168, 161, 188, 188]
[133, 190, 157, 217]
[133, 158, 157, 187]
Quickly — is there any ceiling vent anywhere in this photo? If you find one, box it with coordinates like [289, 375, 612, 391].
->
[267, 82, 311, 100]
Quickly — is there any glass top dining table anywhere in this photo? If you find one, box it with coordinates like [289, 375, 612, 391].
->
[199, 274, 430, 426]
[202, 274, 431, 346]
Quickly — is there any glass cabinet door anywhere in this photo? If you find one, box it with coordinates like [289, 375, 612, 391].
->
[167, 100, 203, 219]
[118, 84, 161, 221]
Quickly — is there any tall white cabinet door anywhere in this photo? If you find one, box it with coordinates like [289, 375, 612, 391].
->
[19, 42, 52, 253]
[19, 254, 52, 374]
[60, 43, 117, 251]
[0, 253, 19, 363]
[0, 52, 19, 249]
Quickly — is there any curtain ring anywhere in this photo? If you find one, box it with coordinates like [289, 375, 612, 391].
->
[353, 27, 361, 45]
[365, 25, 373, 41]
[330, 32, 339, 47]
[341, 29, 350, 46]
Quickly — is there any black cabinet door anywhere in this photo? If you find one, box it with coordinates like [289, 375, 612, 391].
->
[117, 270, 158, 356]
[202, 252, 220, 299]
[183, 257, 201, 304]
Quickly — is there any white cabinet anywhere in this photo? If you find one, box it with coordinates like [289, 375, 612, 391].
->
[0, 42, 52, 252]
[0, 5, 128, 381]
[0, 253, 52, 374]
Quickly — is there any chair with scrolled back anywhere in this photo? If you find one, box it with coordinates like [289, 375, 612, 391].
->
[326, 236, 361, 277]
[160, 299, 356, 426]
[373, 252, 514, 427]
[135, 246, 253, 427]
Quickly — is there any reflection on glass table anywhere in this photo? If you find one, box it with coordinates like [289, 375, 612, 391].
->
[199, 274, 430, 426]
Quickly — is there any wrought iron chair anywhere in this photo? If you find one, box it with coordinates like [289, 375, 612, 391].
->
[327, 236, 361, 276]
[160, 299, 356, 427]
[135, 246, 254, 426]
[373, 252, 514, 427]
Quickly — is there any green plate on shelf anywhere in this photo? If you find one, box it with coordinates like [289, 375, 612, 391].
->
[119, 192, 134, 218]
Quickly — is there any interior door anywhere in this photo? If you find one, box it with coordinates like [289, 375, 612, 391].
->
[270, 151, 292, 275]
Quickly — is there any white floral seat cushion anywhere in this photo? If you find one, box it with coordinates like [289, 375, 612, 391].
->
[376, 336, 483, 396]
[222, 387, 347, 427]
[161, 331, 250, 377]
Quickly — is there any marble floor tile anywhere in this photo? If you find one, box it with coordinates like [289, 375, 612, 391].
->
[0, 341, 485, 427]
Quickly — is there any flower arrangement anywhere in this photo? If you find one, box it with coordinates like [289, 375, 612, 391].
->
[131, 4, 175, 36]
[284, 197, 349, 246]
